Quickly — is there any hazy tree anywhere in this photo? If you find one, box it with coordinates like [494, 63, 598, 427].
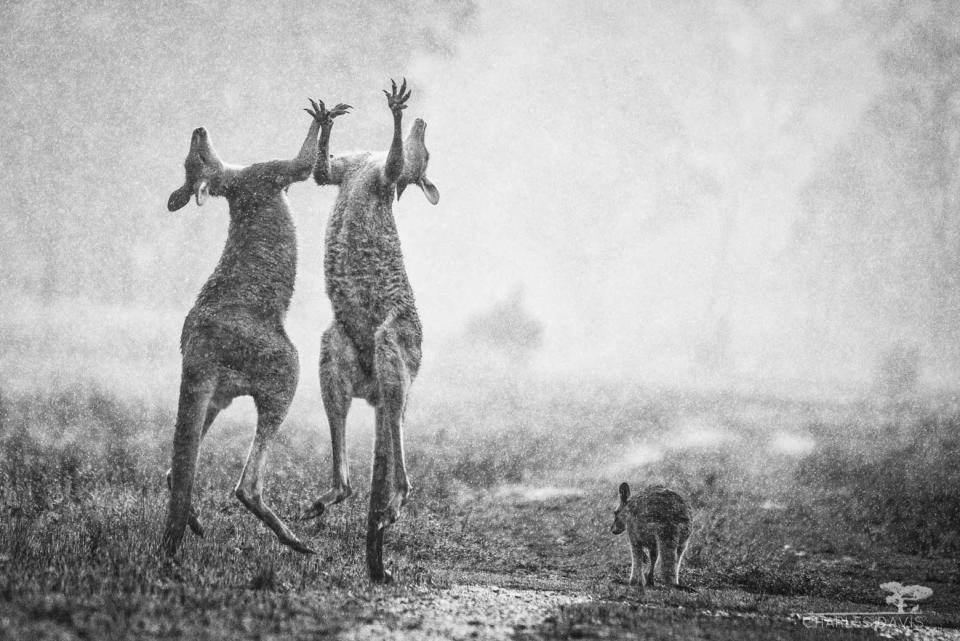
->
[464, 289, 543, 365]
[795, 0, 960, 359]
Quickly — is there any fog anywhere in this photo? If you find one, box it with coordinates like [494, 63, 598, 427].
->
[2, 0, 959, 399]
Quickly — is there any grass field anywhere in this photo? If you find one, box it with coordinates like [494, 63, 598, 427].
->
[1, 369, 959, 639]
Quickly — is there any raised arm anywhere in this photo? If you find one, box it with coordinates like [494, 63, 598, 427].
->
[382, 78, 411, 186]
[253, 99, 328, 188]
[311, 99, 352, 186]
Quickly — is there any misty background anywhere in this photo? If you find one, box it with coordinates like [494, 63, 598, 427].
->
[3, 0, 960, 405]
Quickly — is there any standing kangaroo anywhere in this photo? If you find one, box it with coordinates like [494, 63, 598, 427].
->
[162, 99, 350, 556]
[610, 482, 692, 594]
[300, 79, 439, 582]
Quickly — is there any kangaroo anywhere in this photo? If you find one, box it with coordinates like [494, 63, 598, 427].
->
[611, 482, 692, 593]
[161, 98, 350, 556]
[299, 79, 439, 582]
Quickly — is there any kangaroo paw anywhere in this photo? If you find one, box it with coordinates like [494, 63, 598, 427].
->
[280, 534, 316, 555]
[299, 487, 352, 521]
[375, 508, 397, 531]
[236, 489, 315, 555]
[376, 495, 404, 531]
[298, 500, 326, 522]
[187, 507, 205, 537]
[370, 567, 394, 584]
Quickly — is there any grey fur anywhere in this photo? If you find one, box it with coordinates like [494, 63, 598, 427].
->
[300, 80, 438, 583]
[161, 102, 327, 556]
[611, 483, 693, 593]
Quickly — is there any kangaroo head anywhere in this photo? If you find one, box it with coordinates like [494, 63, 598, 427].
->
[168, 127, 227, 211]
[396, 118, 439, 205]
[611, 482, 631, 535]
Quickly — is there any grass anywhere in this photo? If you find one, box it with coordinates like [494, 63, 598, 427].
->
[0, 376, 958, 639]
[796, 409, 960, 556]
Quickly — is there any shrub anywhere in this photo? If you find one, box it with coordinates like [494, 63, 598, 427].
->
[0, 386, 169, 513]
[796, 413, 960, 555]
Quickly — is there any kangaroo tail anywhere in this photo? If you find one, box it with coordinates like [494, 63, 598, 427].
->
[161, 373, 214, 555]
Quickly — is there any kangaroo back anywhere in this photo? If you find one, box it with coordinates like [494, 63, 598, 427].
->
[303, 80, 439, 583]
[611, 482, 693, 592]
[161, 101, 326, 557]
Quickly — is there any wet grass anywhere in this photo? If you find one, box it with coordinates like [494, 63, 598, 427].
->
[0, 379, 958, 639]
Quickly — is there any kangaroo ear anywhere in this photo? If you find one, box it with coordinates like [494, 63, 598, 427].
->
[418, 176, 439, 205]
[168, 184, 192, 211]
[618, 482, 630, 502]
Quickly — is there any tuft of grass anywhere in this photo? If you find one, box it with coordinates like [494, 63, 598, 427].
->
[0, 386, 171, 515]
[248, 564, 278, 591]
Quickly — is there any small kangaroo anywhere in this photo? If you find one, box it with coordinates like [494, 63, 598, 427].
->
[299, 79, 439, 582]
[161, 98, 349, 556]
[611, 482, 692, 593]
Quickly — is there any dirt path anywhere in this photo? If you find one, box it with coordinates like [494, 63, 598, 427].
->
[341, 583, 584, 641]
[337, 579, 960, 641]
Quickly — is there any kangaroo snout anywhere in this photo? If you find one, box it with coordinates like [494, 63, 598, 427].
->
[191, 127, 209, 151]
[397, 118, 439, 205]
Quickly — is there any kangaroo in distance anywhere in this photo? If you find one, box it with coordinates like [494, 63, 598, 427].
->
[162, 99, 349, 556]
[300, 79, 439, 582]
[611, 482, 693, 594]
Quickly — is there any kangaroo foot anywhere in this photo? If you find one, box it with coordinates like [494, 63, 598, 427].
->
[370, 567, 394, 584]
[375, 491, 406, 531]
[276, 531, 316, 555]
[298, 486, 352, 521]
[235, 489, 315, 555]
[187, 506, 204, 537]
[375, 507, 397, 531]
[160, 527, 183, 557]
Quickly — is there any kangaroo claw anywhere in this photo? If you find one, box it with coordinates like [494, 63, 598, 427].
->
[283, 536, 316, 555]
[187, 510, 205, 537]
[331, 103, 352, 117]
[385, 79, 411, 112]
[298, 500, 326, 522]
[375, 506, 399, 531]
[372, 568, 393, 584]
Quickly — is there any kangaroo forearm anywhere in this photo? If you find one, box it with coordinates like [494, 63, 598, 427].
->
[314, 124, 334, 184]
[383, 112, 404, 184]
[288, 119, 321, 180]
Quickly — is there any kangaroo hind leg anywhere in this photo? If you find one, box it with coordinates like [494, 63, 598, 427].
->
[660, 536, 681, 587]
[647, 538, 660, 588]
[235, 387, 314, 554]
[300, 323, 360, 521]
[674, 534, 696, 591]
